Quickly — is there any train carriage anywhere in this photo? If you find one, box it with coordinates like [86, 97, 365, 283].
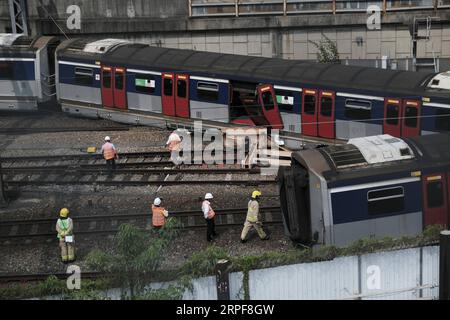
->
[0, 33, 59, 111]
[279, 133, 450, 246]
[54, 37, 450, 146]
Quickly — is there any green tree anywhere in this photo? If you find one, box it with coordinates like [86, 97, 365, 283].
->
[86, 219, 181, 299]
[309, 33, 340, 64]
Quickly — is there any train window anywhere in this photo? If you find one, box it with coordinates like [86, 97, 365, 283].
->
[435, 109, 450, 132]
[320, 97, 333, 117]
[102, 70, 111, 88]
[404, 106, 418, 128]
[427, 181, 444, 208]
[164, 78, 173, 96]
[177, 79, 187, 98]
[75, 67, 93, 86]
[0, 62, 13, 79]
[197, 82, 219, 102]
[345, 99, 371, 120]
[275, 90, 294, 112]
[115, 72, 124, 90]
[262, 91, 274, 110]
[304, 95, 316, 115]
[135, 74, 155, 94]
[367, 186, 404, 215]
[386, 104, 399, 125]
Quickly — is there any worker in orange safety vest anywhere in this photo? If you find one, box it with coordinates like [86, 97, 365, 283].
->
[101, 136, 117, 174]
[152, 197, 169, 228]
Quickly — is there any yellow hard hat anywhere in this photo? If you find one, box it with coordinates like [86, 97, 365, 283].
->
[60, 208, 69, 218]
[252, 190, 262, 199]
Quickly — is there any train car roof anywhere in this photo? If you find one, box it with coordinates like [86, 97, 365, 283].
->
[57, 38, 130, 60]
[0, 34, 58, 57]
[293, 133, 450, 187]
[96, 43, 435, 96]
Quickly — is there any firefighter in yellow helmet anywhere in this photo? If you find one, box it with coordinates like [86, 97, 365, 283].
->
[240, 190, 269, 243]
[55, 208, 75, 263]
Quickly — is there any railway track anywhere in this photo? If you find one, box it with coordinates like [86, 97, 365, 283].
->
[0, 207, 282, 243]
[0, 126, 131, 135]
[0, 150, 276, 187]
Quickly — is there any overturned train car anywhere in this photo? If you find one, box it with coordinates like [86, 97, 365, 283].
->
[278, 133, 450, 246]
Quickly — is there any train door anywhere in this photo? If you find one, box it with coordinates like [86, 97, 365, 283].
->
[318, 91, 335, 139]
[302, 89, 318, 137]
[101, 66, 114, 108]
[175, 74, 189, 118]
[401, 100, 421, 137]
[161, 73, 175, 116]
[384, 98, 421, 137]
[257, 84, 283, 129]
[113, 67, 127, 110]
[383, 98, 402, 137]
[422, 174, 449, 227]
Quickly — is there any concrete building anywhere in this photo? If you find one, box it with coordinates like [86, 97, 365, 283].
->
[2, 1, 450, 67]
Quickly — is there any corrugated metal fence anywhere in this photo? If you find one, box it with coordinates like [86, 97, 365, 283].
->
[183, 245, 439, 300]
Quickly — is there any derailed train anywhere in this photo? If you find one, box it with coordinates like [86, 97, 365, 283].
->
[278, 133, 450, 246]
[2, 34, 450, 143]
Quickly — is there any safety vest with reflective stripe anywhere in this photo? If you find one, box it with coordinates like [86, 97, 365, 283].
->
[203, 200, 215, 219]
[102, 142, 116, 160]
[56, 218, 73, 240]
[246, 200, 259, 223]
[152, 205, 167, 227]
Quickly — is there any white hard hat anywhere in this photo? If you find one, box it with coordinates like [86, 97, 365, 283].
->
[153, 198, 162, 206]
[205, 193, 213, 200]
[105, 136, 111, 141]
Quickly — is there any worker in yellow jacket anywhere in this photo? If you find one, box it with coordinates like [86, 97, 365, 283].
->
[56, 208, 75, 263]
[241, 191, 270, 243]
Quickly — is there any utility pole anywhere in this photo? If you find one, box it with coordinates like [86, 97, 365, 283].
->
[440, 230, 450, 300]
[8, 0, 29, 35]
[0, 161, 7, 208]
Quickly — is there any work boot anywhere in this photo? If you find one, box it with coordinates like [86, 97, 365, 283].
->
[241, 239, 247, 244]
[262, 235, 270, 241]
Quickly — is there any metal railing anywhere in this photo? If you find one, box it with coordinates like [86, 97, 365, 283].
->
[189, 0, 447, 17]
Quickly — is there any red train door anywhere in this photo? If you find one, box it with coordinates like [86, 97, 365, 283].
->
[175, 74, 189, 118]
[113, 67, 127, 110]
[161, 73, 175, 116]
[401, 100, 421, 137]
[318, 90, 335, 139]
[302, 89, 318, 137]
[423, 174, 449, 227]
[101, 66, 114, 108]
[383, 98, 402, 137]
[257, 84, 283, 129]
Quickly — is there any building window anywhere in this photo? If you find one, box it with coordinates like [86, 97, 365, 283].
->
[164, 78, 173, 96]
[435, 109, 450, 132]
[386, 104, 399, 125]
[275, 89, 295, 112]
[404, 106, 418, 128]
[0, 62, 13, 79]
[367, 186, 405, 215]
[135, 74, 155, 94]
[304, 95, 316, 115]
[427, 181, 444, 208]
[344, 99, 372, 120]
[197, 82, 219, 102]
[262, 91, 274, 110]
[320, 97, 333, 117]
[75, 67, 93, 86]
